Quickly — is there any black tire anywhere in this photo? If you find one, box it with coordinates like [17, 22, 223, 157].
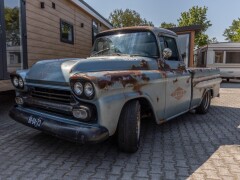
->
[118, 100, 141, 153]
[196, 91, 211, 114]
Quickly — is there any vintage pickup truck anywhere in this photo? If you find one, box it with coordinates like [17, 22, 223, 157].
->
[9, 27, 222, 153]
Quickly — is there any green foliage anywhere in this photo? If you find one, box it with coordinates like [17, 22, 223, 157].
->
[109, 9, 153, 28]
[178, 6, 212, 47]
[223, 18, 240, 42]
[160, 22, 176, 29]
[178, 6, 211, 32]
[4, 7, 20, 46]
[160, 6, 212, 47]
[208, 37, 218, 44]
[195, 33, 209, 47]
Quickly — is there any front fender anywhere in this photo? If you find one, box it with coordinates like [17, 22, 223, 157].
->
[71, 70, 166, 135]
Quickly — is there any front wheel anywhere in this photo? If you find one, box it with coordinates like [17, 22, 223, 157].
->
[196, 90, 211, 114]
[118, 100, 141, 153]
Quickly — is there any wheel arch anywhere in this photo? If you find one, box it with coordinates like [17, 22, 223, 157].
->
[201, 88, 213, 100]
[120, 96, 157, 123]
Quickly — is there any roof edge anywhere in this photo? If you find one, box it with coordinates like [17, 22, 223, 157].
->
[168, 25, 202, 33]
[97, 26, 177, 37]
[70, 0, 113, 29]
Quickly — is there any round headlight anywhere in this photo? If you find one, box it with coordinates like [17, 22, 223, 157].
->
[18, 77, 24, 88]
[73, 82, 83, 95]
[84, 82, 94, 97]
[13, 77, 19, 87]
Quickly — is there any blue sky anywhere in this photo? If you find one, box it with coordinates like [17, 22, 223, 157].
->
[84, 0, 240, 42]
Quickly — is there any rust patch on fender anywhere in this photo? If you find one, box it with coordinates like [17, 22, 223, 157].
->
[71, 73, 98, 81]
[171, 87, 186, 100]
[141, 74, 150, 81]
[131, 60, 150, 70]
[97, 71, 150, 91]
[98, 79, 113, 89]
[158, 59, 173, 74]
[71, 71, 151, 92]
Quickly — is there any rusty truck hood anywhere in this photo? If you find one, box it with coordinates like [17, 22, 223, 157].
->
[25, 56, 158, 84]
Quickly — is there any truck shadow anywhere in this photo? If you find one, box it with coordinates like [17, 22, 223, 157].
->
[221, 81, 240, 89]
[21, 105, 240, 178]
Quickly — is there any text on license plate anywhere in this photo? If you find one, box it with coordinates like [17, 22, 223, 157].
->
[28, 116, 43, 128]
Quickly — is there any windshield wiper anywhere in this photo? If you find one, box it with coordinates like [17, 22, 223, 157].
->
[91, 48, 110, 56]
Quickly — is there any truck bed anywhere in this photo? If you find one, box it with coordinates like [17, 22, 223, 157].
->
[188, 68, 222, 109]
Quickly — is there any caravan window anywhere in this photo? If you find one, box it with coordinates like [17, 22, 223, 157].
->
[226, 52, 240, 63]
[215, 51, 224, 63]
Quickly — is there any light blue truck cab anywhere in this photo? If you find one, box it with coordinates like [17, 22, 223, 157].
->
[9, 27, 222, 153]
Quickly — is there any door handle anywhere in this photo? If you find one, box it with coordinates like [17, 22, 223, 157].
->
[173, 78, 178, 83]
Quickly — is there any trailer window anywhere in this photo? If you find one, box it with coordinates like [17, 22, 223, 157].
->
[226, 52, 240, 63]
[215, 51, 224, 63]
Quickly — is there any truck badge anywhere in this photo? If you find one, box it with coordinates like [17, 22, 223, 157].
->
[171, 87, 186, 100]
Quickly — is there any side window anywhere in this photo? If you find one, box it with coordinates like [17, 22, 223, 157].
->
[92, 20, 99, 45]
[60, 20, 74, 44]
[159, 36, 180, 61]
[159, 37, 165, 52]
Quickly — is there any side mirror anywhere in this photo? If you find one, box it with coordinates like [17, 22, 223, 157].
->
[163, 48, 172, 59]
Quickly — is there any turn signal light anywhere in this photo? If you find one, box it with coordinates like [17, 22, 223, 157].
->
[15, 97, 24, 105]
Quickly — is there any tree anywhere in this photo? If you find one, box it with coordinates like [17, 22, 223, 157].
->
[160, 22, 176, 29]
[178, 6, 212, 47]
[223, 18, 240, 42]
[208, 37, 218, 44]
[109, 9, 153, 28]
[4, 7, 20, 46]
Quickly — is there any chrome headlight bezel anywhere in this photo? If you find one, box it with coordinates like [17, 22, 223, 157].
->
[13, 77, 19, 87]
[73, 82, 83, 96]
[84, 82, 94, 98]
[11, 75, 25, 89]
[18, 77, 24, 88]
[71, 80, 95, 100]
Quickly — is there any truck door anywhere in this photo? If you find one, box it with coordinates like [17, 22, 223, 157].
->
[159, 36, 191, 120]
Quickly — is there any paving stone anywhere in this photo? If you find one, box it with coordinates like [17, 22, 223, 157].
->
[107, 175, 121, 180]
[165, 170, 176, 180]
[121, 171, 134, 179]
[149, 173, 163, 180]
[135, 168, 149, 178]
[110, 166, 122, 175]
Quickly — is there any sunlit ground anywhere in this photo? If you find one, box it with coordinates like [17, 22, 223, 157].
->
[189, 81, 240, 179]
[188, 145, 240, 179]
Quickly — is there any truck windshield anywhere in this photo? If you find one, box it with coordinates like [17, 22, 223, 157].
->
[91, 32, 159, 58]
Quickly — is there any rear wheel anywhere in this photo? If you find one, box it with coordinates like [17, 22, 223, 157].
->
[196, 91, 211, 114]
[118, 100, 141, 153]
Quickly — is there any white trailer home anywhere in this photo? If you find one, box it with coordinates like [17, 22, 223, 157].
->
[196, 42, 240, 81]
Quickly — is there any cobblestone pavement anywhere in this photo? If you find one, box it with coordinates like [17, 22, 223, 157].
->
[0, 82, 240, 180]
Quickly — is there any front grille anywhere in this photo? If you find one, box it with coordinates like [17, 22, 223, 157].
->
[30, 87, 72, 104]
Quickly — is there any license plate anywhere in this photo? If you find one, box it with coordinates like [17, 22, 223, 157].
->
[28, 116, 44, 128]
